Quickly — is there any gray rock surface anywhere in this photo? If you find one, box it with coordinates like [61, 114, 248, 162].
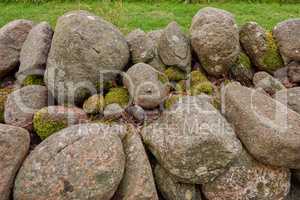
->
[104, 103, 124, 120]
[253, 71, 285, 95]
[287, 61, 300, 83]
[126, 105, 145, 123]
[0, 124, 30, 200]
[275, 87, 300, 114]
[0, 19, 34, 78]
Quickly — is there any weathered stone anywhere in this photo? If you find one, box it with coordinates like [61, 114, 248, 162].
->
[45, 10, 129, 105]
[275, 87, 300, 114]
[147, 29, 166, 72]
[142, 95, 242, 184]
[154, 164, 202, 200]
[274, 66, 289, 84]
[253, 71, 285, 95]
[202, 149, 290, 200]
[83, 94, 105, 114]
[123, 63, 170, 109]
[288, 61, 300, 83]
[158, 21, 191, 72]
[273, 19, 300, 64]
[240, 22, 283, 72]
[16, 22, 53, 84]
[0, 124, 30, 200]
[104, 103, 124, 120]
[0, 87, 13, 123]
[190, 7, 240, 77]
[113, 126, 158, 200]
[223, 83, 300, 168]
[33, 106, 88, 140]
[4, 85, 49, 131]
[0, 20, 34, 78]
[14, 123, 126, 200]
[126, 105, 145, 123]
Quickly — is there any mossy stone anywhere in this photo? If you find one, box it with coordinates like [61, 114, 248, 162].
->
[104, 87, 129, 107]
[0, 88, 13, 123]
[190, 82, 213, 96]
[189, 70, 209, 87]
[83, 95, 105, 114]
[164, 66, 186, 81]
[22, 75, 44, 86]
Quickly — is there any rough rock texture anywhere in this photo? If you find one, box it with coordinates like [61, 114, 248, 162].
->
[16, 22, 53, 84]
[287, 61, 300, 83]
[0, 87, 13, 123]
[83, 94, 105, 114]
[223, 83, 300, 169]
[14, 123, 126, 200]
[45, 10, 129, 105]
[273, 19, 300, 64]
[253, 71, 285, 95]
[126, 105, 145, 123]
[142, 95, 242, 184]
[0, 124, 30, 200]
[147, 29, 166, 72]
[202, 149, 290, 200]
[33, 106, 88, 140]
[154, 164, 202, 200]
[240, 22, 283, 72]
[275, 87, 300, 114]
[4, 85, 49, 131]
[190, 7, 240, 77]
[123, 63, 170, 109]
[0, 19, 34, 78]
[158, 21, 191, 72]
[104, 103, 124, 120]
[113, 126, 158, 200]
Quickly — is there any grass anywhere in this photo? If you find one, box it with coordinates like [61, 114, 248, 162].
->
[0, 0, 299, 34]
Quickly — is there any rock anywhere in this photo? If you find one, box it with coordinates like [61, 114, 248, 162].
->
[158, 21, 191, 72]
[126, 105, 145, 123]
[273, 19, 300, 64]
[274, 66, 289, 84]
[202, 149, 290, 200]
[14, 123, 126, 200]
[164, 66, 186, 82]
[83, 94, 105, 114]
[104, 103, 124, 120]
[0, 20, 34, 78]
[147, 29, 166, 72]
[104, 87, 130, 108]
[4, 85, 49, 131]
[253, 71, 285, 95]
[190, 7, 240, 77]
[240, 22, 283, 72]
[0, 87, 13, 123]
[16, 22, 53, 84]
[154, 164, 202, 200]
[223, 83, 300, 168]
[33, 106, 88, 140]
[142, 95, 242, 184]
[123, 63, 170, 109]
[288, 61, 300, 83]
[0, 124, 30, 200]
[45, 10, 129, 105]
[275, 87, 300, 114]
[113, 126, 158, 200]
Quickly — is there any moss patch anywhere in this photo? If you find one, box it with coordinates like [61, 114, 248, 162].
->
[164, 94, 182, 109]
[157, 73, 169, 84]
[0, 88, 13, 123]
[175, 80, 186, 93]
[164, 66, 186, 81]
[189, 70, 209, 87]
[104, 87, 129, 107]
[83, 95, 105, 114]
[23, 75, 44, 86]
[239, 52, 252, 68]
[190, 82, 213, 96]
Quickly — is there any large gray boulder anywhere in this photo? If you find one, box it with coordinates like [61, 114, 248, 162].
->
[4, 85, 49, 131]
[223, 83, 300, 169]
[0, 20, 34, 78]
[142, 95, 242, 184]
[190, 7, 240, 77]
[14, 123, 126, 200]
[113, 127, 158, 200]
[154, 164, 202, 200]
[158, 21, 191, 72]
[275, 87, 300, 114]
[273, 19, 300, 64]
[0, 124, 30, 200]
[202, 149, 290, 200]
[17, 22, 53, 84]
[45, 10, 129, 105]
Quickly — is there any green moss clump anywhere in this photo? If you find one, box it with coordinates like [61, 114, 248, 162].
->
[83, 95, 105, 114]
[23, 75, 44, 86]
[164, 67, 186, 81]
[157, 73, 169, 84]
[261, 32, 283, 72]
[189, 70, 208, 87]
[175, 80, 186, 93]
[164, 94, 182, 109]
[239, 52, 252, 69]
[104, 87, 129, 107]
[33, 110, 67, 140]
[0, 88, 13, 123]
[190, 82, 213, 96]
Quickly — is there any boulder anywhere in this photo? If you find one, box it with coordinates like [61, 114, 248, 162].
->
[223, 83, 300, 169]
[142, 95, 242, 184]
[126, 105, 145, 123]
[0, 87, 13, 123]
[253, 71, 285, 95]
[240, 22, 283, 72]
[158, 21, 191, 72]
[147, 29, 166, 72]
[154, 164, 202, 200]
[45, 10, 129, 105]
[104, 103, 124, 120]
[190, 7, 240, 77]
[4, 85, 49, 131]
[287, 61, 300, 83]
[83, 94, 105, 114]
[14, 123, 126, 200]
[113, 126, 158, 200]
[0, 124, 30, 200]
[123, 63, 170, 109]
[273, 19, 300, 64]
[33, 106, 88, 140]
[0, 20, 34, 78]
[202, 149, 290, 200]
[275, 87, 300, 114]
